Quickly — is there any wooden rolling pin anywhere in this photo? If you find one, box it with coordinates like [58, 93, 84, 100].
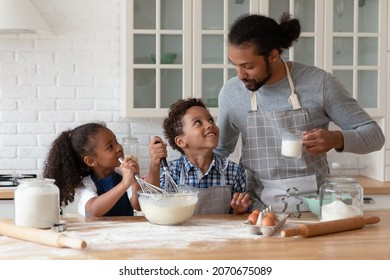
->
[0, 220, 87, 249]
[281, 216, 380, 237]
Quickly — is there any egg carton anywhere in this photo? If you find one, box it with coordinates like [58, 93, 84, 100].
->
[245, 207, 289, 236]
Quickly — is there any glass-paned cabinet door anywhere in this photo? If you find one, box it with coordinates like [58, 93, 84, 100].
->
[122, 0, 387, 118]
[192, 0, 323, 117]
[122, 0, 192, 117]
[268, 0, 323, 68]
[325, 0, 387, 116]
[193, 0, 252, 116]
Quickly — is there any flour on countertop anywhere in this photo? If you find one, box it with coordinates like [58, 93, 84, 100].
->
[1, 217, 282, 259]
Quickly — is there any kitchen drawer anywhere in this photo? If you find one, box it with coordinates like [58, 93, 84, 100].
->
[363, 194, 390, 211]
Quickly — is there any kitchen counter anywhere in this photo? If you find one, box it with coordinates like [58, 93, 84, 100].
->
[0, 187, 14, 200]
[1, 176, 389, 200]
[358, 176, 390, 194]
[0, 211, 389, 260]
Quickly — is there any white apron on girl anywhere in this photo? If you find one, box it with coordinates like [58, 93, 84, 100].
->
[241, 61, 329, 213]
[179, 159, 232, 215]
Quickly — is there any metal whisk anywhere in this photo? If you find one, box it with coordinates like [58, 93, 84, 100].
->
[118, 157, 168, 195]
[161, 157, 180, 193]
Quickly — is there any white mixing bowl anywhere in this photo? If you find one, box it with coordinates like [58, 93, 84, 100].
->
[138, 186, 199, 225]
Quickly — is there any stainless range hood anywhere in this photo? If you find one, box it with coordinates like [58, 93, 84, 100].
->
[0, 0, 51, 34]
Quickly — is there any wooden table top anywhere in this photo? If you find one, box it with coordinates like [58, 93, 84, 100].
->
[0, 211, 389, 260]
[2, 176, 389, 200]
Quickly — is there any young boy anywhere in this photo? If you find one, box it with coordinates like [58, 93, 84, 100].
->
[147, 98, 251, 214]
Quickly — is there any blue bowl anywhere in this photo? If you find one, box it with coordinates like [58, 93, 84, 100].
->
[304, 195, 321, 216]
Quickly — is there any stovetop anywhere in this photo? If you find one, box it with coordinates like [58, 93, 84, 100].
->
[0, 174, 37, 187]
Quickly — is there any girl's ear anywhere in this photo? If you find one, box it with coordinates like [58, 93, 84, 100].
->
[84, 155, 97, 167]
[175, 135, 186, 149]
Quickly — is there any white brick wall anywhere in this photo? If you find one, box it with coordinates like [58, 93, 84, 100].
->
[0, 0, 168, 176]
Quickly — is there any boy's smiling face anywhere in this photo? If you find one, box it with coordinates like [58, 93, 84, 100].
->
[175, 106, 219, 154]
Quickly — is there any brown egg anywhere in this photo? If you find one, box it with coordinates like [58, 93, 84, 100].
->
[263, 212, 277, 223]
[247, 212, 259, 225]
[252, 209, 261, 215]
[261, 216, 276, 227]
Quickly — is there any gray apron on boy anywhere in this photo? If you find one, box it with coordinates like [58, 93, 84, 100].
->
[179, 160, 231, 215]
[241, 61, 329, 213]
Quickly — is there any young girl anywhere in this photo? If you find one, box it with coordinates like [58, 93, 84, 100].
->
[147, 98, 252, 215]
[43, 122, 141, 217]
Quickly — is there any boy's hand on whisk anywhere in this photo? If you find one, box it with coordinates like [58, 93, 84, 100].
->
[231, 192, 252, 214]
[148, 136, 168, 166]
[145, 136, 167, 188]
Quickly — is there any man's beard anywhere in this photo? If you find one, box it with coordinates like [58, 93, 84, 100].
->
[243, 59, 272, 92]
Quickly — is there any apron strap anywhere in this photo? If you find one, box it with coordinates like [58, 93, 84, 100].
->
[284, 60, 302, 109]
[250, 60, 301, 111]
[251, 91, 257, 111]
[217, 156, 228, 186]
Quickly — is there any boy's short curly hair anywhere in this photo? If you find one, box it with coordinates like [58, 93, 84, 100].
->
[163, 98, 208, 154]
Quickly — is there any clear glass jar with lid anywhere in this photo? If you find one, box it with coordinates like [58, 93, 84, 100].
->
[14, 178, 60, 228]
[319, 177, 363, 222]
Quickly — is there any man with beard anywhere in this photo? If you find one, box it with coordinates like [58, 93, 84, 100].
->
[214, 13, 385, 213]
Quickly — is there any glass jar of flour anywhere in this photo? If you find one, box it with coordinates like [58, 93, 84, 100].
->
[319, 177, 363, 222]
[14, 178, 60, 228]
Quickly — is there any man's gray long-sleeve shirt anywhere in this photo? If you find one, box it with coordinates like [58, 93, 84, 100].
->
[215, 62, 385, 158]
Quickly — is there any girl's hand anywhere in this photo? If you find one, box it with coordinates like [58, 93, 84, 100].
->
[119, 157, 139, 188]
[231, 192, 252, 214]
[119, 157, 141, 211]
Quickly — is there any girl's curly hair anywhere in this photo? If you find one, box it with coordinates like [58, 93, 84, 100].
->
[43, 122, 106, 206]
[163, 98, 208, 154]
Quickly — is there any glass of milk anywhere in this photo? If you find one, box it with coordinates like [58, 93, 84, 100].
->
[281, 130, 303, 158]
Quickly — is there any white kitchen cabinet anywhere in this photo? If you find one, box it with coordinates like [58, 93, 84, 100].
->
[324, 0, 387, 117]
[121, 0, 387, 118]
[257, 0, 387, 118]
[121, 0, 255, 118]
[121, 0, 387, 180]
[121, 0, 191, 117]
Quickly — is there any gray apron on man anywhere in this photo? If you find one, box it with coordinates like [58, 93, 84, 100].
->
[179, 159, 232, 215]
[241, 61, 329, 213]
